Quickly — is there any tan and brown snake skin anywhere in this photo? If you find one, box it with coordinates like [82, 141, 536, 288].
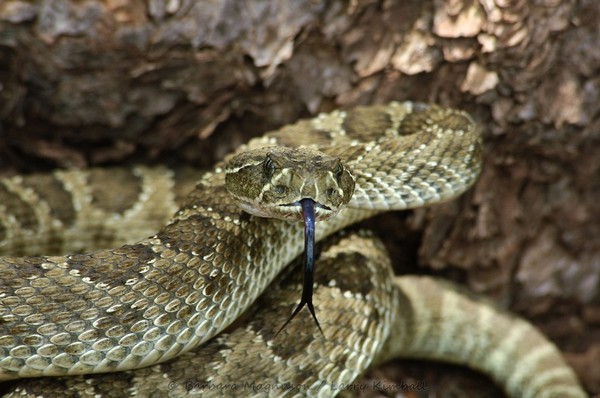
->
[0, 102, 587, 397]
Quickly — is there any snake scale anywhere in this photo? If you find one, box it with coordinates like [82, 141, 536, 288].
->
[0, 102, 587, 397]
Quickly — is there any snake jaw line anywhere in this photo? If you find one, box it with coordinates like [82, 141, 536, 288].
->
[283, 201, 335, 221]
[233, 199, 337, 222]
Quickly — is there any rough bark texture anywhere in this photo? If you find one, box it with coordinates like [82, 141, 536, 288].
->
[1, 0, 599, 396]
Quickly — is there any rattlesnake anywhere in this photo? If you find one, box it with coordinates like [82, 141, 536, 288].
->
[0, 102, 587, 397]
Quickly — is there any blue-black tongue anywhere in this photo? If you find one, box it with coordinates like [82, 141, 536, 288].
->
[275, 198, 324, 336]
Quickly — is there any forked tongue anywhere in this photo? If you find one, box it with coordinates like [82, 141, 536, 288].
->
[275, 198, 324, 336]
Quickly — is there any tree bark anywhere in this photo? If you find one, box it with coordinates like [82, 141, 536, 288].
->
[1, 0, 598, 395]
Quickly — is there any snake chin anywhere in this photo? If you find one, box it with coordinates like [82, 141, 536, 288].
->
[237, 199, 336, 221]
[286, 200, 335, 221]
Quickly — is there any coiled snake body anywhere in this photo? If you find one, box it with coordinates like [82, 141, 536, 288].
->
[0, 102, 587, 397]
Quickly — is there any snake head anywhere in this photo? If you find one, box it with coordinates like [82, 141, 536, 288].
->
[224, 146, 355, 221]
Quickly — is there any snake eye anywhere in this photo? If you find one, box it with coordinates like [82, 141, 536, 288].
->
[264, 155, 275, 178]
[333, 159, 344, 179]
[273, 185, 287, 196]
[326, 188, 336, 198]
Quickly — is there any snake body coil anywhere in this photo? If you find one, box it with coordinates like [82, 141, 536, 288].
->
[0, 102, 586, 397]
